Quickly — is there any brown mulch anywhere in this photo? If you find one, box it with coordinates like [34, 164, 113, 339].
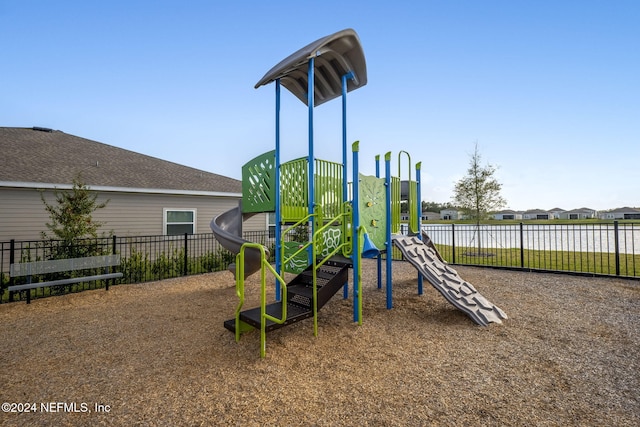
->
[1, 260, 639, 426]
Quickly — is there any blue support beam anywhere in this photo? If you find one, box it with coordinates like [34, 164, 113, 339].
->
[352, 141, 361, 322]
[342, 71, 354, 300]
[307, 58, 315, 264]
[375, 154, 382, 289]
[416, 162, 423, 295]
[342, 71, 354, 204]
[385, 152, 393, 309]
[275, 79, 282, 300]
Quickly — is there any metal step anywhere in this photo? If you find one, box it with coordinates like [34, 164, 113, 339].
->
[324, 255, 353, 268]
[239, 302, 313, 332]
[223, 260, 349, 335]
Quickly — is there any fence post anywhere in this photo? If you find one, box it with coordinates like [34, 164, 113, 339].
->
[8, 239, 15, 302]
[520, 222, 525, 269]
[451, 224, 456, 264]
[183, 233, 188, 276]
[614, 221, 620, 276]
[108, 235, 117, 291]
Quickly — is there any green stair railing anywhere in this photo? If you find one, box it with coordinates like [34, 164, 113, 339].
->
[311, 203, 353, 335]
[235, 242, 287, 358]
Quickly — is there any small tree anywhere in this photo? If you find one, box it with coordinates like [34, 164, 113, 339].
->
[40, 176, 110, 258]
[452, 143, 506, 254]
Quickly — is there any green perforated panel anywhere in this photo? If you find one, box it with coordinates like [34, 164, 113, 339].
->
[242, 150, 276, 213]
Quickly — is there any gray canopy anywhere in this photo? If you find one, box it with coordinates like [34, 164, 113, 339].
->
[255, 28, 367, 106]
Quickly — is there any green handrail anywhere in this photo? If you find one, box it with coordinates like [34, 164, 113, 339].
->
[355, 226, 365, 325]
[236, 242, 288, 358]
[233, 252, 246, 344]
[341, 201, 353, 258]
[247, 203, 352, 354]
[280, 213, 316, 277]
[311, 206, 352, 336]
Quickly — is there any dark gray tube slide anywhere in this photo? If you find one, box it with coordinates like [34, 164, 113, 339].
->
[210, 206, 269, 278]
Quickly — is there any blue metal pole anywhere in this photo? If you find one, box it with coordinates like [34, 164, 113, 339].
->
[375, 154, 382, 289]
[385, 152, 393, 309]
[308, 58, 315, 265]
[416, 162, 423, 295]
[352, 141, 360, 322]
[341, 72, 353, 205]
[341, 72, 353, 300]
[275, 79, 282, 301]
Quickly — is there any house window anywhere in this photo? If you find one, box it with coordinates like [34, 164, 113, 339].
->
[164, 209, 196, 235]
[503, 214, 515, 220]
[268, 212, 276, 238]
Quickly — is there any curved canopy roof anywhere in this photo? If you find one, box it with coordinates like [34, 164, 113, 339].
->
[255, 28, 367, 106]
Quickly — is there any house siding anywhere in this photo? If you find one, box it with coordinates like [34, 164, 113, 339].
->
[441, 209, 463, 220]
[0, 187, 266, 241]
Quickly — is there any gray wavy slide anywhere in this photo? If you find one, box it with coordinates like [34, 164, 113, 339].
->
[392, 234, 508, 326]
[210, 206, 269, 279]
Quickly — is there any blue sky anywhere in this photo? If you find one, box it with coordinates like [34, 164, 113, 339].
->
[2, 0, 638, 211]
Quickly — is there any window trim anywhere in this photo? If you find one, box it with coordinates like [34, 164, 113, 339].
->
[163, 208, 197, 235]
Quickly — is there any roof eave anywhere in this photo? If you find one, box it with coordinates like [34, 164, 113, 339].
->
[0, 181, 241, 198]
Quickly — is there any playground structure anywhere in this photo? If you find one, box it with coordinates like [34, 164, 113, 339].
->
[211, 29, 507, 357]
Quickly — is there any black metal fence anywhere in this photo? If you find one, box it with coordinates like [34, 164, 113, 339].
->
[2, 222, 639, 303]
[419, 221, 639, 278]
[0, 233, 262, 303]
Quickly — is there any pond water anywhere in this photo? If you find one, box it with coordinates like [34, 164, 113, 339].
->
[418, 223, 639, 255]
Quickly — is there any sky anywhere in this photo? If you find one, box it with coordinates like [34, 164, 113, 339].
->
[2, 0, 638, 211]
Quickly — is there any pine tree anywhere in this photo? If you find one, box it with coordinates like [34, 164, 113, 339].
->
[40, 176, 109, 258]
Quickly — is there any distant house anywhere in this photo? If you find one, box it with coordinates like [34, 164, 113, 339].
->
[560, 207, 597, 220]
[599, 207, 640, 220]
[421, 211, 440, 221]
[400, 211, 440, 221]
[548, 208, 566, 219]
[522, 209, 551, 220]
[440, 209, 464, 220]
[493, 210, 523, 220]
[0, 127, 266, 241]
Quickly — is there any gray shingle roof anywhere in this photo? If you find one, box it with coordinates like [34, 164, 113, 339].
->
[0, 127, 241, 193]
[606, 207, 640, 214]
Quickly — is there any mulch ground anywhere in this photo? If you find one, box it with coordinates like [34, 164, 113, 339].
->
[1, 260, 639, 426]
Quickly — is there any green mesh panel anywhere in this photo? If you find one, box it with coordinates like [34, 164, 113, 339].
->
[242, 150, 276, 213]
[409, 180, 418, 233]
[314, 159, 343, 219]
[280, 158, 308, 222]
[280, 157, 344, 223]
[391, 176, 401, 233]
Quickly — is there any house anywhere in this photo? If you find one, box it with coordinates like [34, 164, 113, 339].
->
[440, 209, 464, 220]
[421, 211, 440, 221]
[522, 209, 551, 220]
[548, 207, 566, 219]
[0, 127, 266, 241]
[400, 211, 440, 221]
[560, 207, 597, 220]
[599, 207, 640, 220]
[493, 210, 523, 220]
